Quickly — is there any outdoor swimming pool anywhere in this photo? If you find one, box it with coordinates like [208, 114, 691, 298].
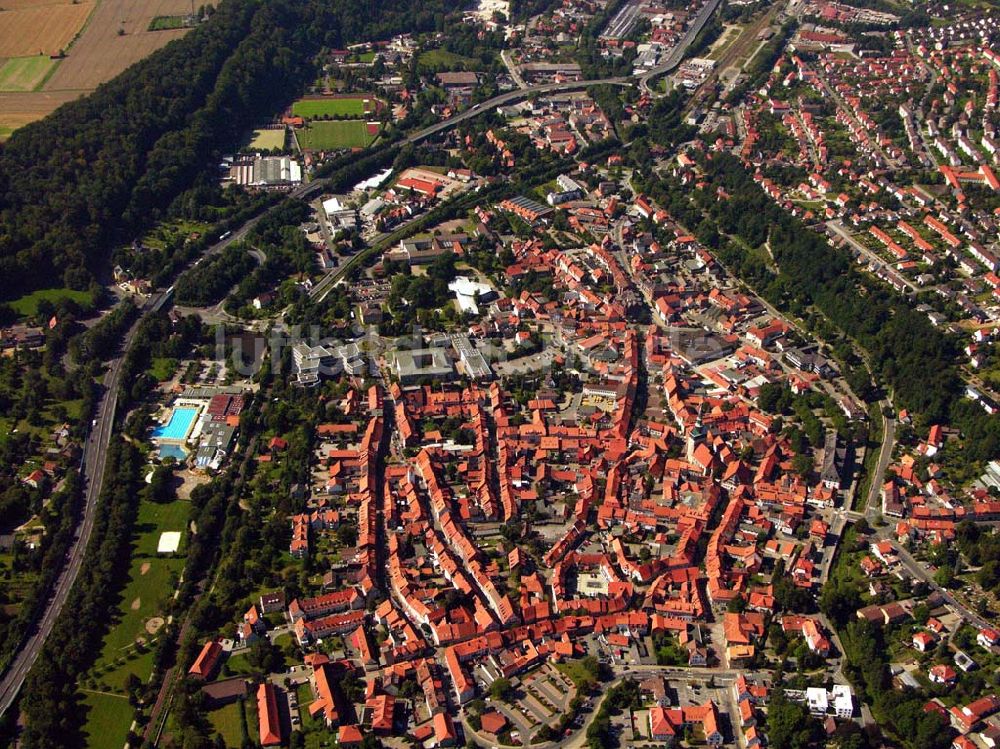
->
[152, 407, 198, 441]
[157, 444, 188, 461]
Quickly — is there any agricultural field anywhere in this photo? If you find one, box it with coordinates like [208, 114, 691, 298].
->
[0, 2, 94, 58]
[297, 119, 378, 150]
[0, 0, 197, 135]
[291, 95, 378, 119]
[0, 89, 81, 139]
[250, 127, 286, 150]
[41, 0, 195, 91]
[0, 56, 59, 92]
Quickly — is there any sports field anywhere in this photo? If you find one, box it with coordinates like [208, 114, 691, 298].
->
[0, 56, 58, 92]
[250, 127, 285, 150]
[291, 95, 376, 118]
[297, 120, 378, 150]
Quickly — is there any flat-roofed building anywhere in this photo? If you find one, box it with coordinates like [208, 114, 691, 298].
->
[393, 347, 454, 385]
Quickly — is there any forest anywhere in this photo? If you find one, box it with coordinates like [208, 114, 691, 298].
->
[0, 0, 468, 299]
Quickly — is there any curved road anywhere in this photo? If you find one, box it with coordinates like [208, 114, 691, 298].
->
[0, 0, 726, 716]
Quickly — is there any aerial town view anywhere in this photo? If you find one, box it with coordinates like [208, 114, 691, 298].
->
[4, 0, 1000, 746]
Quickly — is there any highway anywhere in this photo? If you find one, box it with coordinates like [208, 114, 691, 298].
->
[0, 0, 723, 715]
[0, 289, 168, 717]
[637, 0, 723, 93]
[0, 212, 276, 718]
[405, 77, 631, 144]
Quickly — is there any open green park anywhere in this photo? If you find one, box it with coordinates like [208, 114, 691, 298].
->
[80, 691, 136, 747]
[79, 495, 190, 742]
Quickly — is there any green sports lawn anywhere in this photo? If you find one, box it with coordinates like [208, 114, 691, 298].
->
[291, 96, 372, 118]
[0, 56, 58, 93]
[250, 128, 285, 150]
[297, 120, 377, 150]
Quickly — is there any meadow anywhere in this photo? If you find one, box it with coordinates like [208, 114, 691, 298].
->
[0, 56, 58, 92]
[81, 497, 189, 702]
[9, 286, 93, 316]
[148, 14, 188, 30]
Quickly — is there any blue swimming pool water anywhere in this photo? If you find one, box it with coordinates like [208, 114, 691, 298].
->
[152, 407, 198, 441]
[157, 444, 188, 461]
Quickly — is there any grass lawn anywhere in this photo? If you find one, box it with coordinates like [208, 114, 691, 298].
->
[209, 700, 247, 746]
[0, 56, 58, 92]
[251, 128, 285, 150]
[291, 96, 374, 118]
[148, 357, 178, 382]
[298, 120, 377, 151]
[556, 659, 599, 690]
[87, 499, 189, 691]
[223, 651, 256, 677]
[9, 287, 92, 317]
[417, 48, 480, 72]
[148, 15, 188, 30]
[80, 690, 135, 748]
